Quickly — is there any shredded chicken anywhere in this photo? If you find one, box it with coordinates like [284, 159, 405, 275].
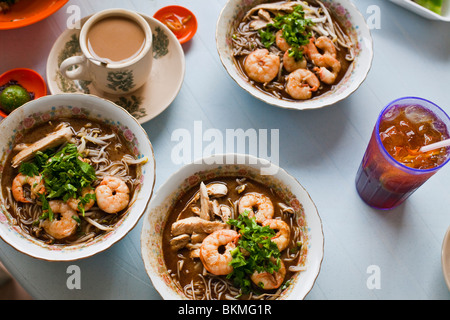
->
[11, 124, 74, 168]
[171, 217, 228, 236]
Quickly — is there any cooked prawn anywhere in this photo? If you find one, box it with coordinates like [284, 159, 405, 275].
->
[285, 68, 320, 100]
[95, 176, 130, 214]
[263, 219, 290, 252]
[67, 187, 95, 212]
[199, 229, 239, 275]
[283, 50, 307, 73]
[314, 36, 337, 59]
[244, 49, 280, 83]
[239, 192, 274, 224]
[251, 259, 286, 290]
[314, 54, 341, 85]
[275, 30, 290, 52]
[304, 36, 336, 66]
[41, 200, 79, 240]
[12, 173, 45, 203]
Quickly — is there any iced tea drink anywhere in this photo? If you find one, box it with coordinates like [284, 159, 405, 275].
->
[356, 97, 450, 210]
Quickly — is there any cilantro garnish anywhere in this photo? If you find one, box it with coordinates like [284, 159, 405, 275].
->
[258, 29, 276, 49]
[18, 162, 39, 177]
[38, 193, 53, 222]
[19, 143, 97, 220]
[226, 210, 281, 295]
[258, 5, 314, 61]
[39, 144, 96, 202]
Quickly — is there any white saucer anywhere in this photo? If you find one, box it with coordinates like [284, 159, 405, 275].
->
[46, 13, 185, 124]
[442, 226, 450, 290]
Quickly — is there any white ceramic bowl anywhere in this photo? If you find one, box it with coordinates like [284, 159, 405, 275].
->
[389, 0, 450, 21]
[441, 225, 450, 290]
[141, 154, 323, 300]
[216, 0, 373, 110]
[0, 94, 155, 261]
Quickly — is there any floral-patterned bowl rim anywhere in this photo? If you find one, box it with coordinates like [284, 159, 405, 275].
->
[0, 93, 156, 261]
[216, 0, 374, 110]
[141, 154, 324, 300]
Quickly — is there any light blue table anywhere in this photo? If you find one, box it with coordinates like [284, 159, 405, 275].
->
[0, 0, 449, 300]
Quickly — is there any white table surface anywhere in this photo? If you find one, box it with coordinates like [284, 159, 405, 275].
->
[0, 0, 449, 300]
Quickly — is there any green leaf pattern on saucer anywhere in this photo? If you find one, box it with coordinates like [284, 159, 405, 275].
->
[153, 26, 169, 59]
[107, 70, 135, 92]
[48, 13, 185, 124]
[57, 34, 91, 94]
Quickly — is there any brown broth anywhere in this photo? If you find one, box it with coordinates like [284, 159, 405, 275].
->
[233, 0, 353, 101]
[162, 176, 305, 300]
[1, 118, 137, 244]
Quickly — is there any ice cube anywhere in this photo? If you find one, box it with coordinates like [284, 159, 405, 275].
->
[382, 106, 400, 122]
[431, 119, 448, 136]
[404, 105, 434, 124]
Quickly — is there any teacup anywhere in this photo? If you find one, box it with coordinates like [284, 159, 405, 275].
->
[60, 8, 153, 95]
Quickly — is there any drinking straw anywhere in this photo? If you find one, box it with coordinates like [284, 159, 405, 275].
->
[420, 138, 450, 153]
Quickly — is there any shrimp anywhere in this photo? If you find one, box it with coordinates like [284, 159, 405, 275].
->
[199, 229, 239, 275]
[12, 173, 45, 203]
[244, 49, 280, 83]
[304, 36, 336, 66]
[314, 36, 337, 59]
[313, 54, 341, 85]
[285, 68, 320, 100]
[251, 259, 286, 290]
[263, 219, 290, 252]
[41, 200, 79, 240]
[283, 50, 307, 73]
[67, 187, 95, 212]
[275, 30, 290, 52]
[95, 176, 130, 214]
[302, 36, 341, 84]
[239, 192, 274, 224]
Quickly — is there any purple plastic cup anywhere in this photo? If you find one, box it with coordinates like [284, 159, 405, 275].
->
[355, 97, 450, 210]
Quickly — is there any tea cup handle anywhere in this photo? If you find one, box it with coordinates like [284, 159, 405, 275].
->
[60, 55, 91, 81]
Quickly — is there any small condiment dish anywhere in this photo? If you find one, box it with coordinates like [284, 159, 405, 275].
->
[0, 68, 47, 118]
[0, 0, 68, 30]
[153, 5, 198, 44]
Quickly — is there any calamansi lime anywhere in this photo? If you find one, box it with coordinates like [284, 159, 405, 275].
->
[0, 84, 31, 113]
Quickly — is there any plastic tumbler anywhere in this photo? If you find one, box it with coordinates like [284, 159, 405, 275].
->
[355, 97, 450, 210]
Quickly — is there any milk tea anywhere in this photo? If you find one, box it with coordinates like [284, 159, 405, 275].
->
[87, 16, 146, 64]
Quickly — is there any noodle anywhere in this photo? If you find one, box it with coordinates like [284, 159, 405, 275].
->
[163, 177, 308, 300]
[232, 0, 355, 101]
[1, 118, 142, 245]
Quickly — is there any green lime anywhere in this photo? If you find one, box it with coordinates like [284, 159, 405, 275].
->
[0, 84, 31, 113]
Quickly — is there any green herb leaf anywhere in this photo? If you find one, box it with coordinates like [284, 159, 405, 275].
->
[259, 5, 314, 61]
[19, 162, 39, 177]
[40, 144, 97, 204]
[77, 192, 96, 215]
[39, 193, 53, 221]
[258, 28, 276, 48]
[22, 143, 97, 221]
[226, 210, 281, 294]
